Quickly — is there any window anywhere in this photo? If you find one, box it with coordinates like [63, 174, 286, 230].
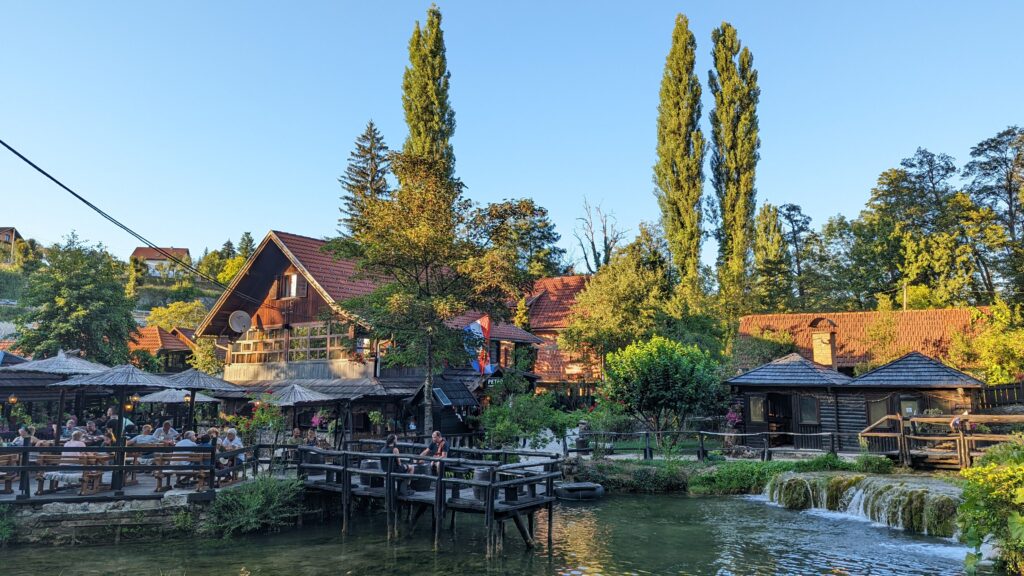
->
[749, 395, 766, 423]
[867, 398, 891, 427]
[277, 274, 308, 299]
[900, 398, 921, 417]
[433, 388, 452, 407]
[799, 396, 819, 424]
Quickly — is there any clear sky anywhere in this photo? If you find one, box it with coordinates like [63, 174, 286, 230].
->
[3, 1, 1022, 267]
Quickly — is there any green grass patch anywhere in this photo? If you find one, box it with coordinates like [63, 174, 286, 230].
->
[574, 459, 708, 493]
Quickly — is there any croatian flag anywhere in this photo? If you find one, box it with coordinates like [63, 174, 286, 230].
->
[466, 314, 494, 375]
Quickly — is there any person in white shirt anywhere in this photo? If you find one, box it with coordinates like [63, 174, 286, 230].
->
[220, 428, 245, 463]
[154, 421, 179, 443]
[175, 431, 197, 447]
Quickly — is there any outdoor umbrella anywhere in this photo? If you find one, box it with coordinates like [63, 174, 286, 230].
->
[166, 369, 241, 431]
[263, 383, 338, 434]
[137, 388, 218, 404]
[53, 364, 178, 492]
[2, 350, 110, 423]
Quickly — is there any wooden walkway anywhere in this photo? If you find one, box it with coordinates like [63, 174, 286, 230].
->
[297, 442, 561, 556]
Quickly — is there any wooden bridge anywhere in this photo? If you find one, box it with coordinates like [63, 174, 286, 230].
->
[296, 441, 562, 556]
[860, 413, 1024, 469]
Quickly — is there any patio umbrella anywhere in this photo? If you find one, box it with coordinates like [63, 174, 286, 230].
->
[265, 383, 335, 407]
[138, 388, 218, 404]
[54, 364, 178, 492]
[167, 369, 241, 430]
[2, 350, 110, 424]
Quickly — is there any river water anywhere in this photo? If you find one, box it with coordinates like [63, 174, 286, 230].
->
[6, 494, 968, 575]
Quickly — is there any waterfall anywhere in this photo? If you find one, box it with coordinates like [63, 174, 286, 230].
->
[764, 472, 962, 538]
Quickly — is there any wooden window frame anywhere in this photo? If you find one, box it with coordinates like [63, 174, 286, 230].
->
[798, 395, 819, 425]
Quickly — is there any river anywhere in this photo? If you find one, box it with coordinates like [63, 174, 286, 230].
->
[6, 494, 969, 575]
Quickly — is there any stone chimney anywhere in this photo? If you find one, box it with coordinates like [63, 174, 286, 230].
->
[809, 318, 838, 370]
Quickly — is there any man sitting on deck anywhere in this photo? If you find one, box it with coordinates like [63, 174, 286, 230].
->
[175, 431, 198, 447]
[419, 431, 448, 473]
[154, 421, 179, 444]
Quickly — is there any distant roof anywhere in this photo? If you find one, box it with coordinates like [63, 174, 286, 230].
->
[738, 308, 981, 369]
[130, 247, 191, 261]
[0, 350, 27, 367]
[213, 377, 386, 401]
[130, 326, 191, 354]
[0, 227, 23, 242]
[727, 353, 853, 387]
[527, 275, 589, 331]
[1, 349, 108, 376]
[411, 369, 480, 408]
[447, 311, 543, 344]
[851, 352, 983, 389]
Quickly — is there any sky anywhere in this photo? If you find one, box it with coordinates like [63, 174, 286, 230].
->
[3, 1, 1023, 268]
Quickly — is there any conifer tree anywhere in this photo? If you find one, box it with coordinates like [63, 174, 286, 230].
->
[339, 120, 391, 234]
[709, 23, 760, 322]
[752, 203, 793, 312]
[238, 232, 255, 259]
[219, 239, 236, 259]
[654, 14, 705, 308]
[402, 5, 456, 180]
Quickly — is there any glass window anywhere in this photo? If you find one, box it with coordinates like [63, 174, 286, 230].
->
[799, 396, 819, 424]
[900, 398, 921, 417]
[749, 395, 766, 423]
[868, 398, 891, 427]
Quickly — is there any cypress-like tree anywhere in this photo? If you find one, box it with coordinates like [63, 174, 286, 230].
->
[709, 23, 760, 321]
[402, 5, 456, 180]
[752, 203, 793, 312]
[654, 14, 705, 308]
[339, 120, 391, 234]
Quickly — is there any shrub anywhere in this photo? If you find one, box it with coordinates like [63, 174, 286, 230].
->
[853, 453, 895, 474]
[202, 477, 303, 538]
[959, 463, 1024, 575]
[0, 504, 14, 546]
[574, 459, 696, 493]
[689, 461, 795, 495]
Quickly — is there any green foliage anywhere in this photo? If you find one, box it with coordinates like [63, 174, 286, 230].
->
[217, 256, 246, 285]
[601, 336, 724, 443]
[482, 391, 574, 449]
[129, 349, 162, 373]
[752, 203, 793, 312]
[402, 4, 456, 181]
[470, 198, 567, 279]
[145, 299, 209, 331]
[959, 456, 1024, 574]
[852, 453, 896, 474]
[655, 14, 704, 307]
[237, 232, 255, 260]
[948, 301, 1024, 384]
[730, 328, 795, 370]
[196, 249, 225, 281]
[202, 477, 303, 538]
[173, 508, 196, 535]
[709, 22, 759, 323]
[689, 453, 893, 495]
[574, 459, 698, 493]
[0, 268, 26, 301]
[188, 337, 224, 375]
[339, 120, 391, 235]
[15, 233, 136, 365]
[0, 503, 15, 546]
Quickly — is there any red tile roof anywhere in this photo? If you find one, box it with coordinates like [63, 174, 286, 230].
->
[271, 231, 378, 302]
[446, 312, 543, 344]
[130, 326, 191, 354]
[738, 308, 983, 369]
[526, 275, 589, 331]
[130, 247, 191, 261]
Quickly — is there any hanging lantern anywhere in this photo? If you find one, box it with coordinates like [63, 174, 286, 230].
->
[130, 393, 141, 404]
[123, 402, 134, 412]
[6, 394, 17, 405]
[183, 392, 193, 404]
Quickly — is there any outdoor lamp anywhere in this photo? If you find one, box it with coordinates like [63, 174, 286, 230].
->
[124, 402, 134, 412]
[6, 394, 17, 405]
[184, 393, 192, 403]
[130, 393, 141, 404]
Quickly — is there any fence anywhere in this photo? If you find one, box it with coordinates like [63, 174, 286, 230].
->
[859, 413, 1024, 468]
[977, 382, 1024, 410]
[566, 429, 838, 461]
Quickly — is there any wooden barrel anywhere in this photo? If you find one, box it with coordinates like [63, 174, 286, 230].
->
[359, 459, 382, 488]
[410, 463, 432, 491]
[472, 467, 493, 500]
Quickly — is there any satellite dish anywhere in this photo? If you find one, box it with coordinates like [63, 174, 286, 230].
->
[228, 310, 252, 333]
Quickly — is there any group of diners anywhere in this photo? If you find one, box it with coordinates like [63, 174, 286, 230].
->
[379, 430, 449, 474]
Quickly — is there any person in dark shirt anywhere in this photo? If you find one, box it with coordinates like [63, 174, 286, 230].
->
[380, 434, 413, 474]
[418, 431, 448, 472]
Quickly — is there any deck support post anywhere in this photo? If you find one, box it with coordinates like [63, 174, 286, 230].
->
[512, 512, 534, 548]
[697, 432, 706, 461]
[341, 452, 350, 535]
[433, 460, 445, 550]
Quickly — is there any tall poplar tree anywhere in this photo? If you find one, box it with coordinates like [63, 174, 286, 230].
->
[752, 203, 793, 312]
[654, 14, 705, 309]
[709, 23, 760, 322]
[402, 5, 456, 180]
[339, 120, 391, 234]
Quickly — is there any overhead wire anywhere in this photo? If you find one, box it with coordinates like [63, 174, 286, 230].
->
[0, 136, 281, 311]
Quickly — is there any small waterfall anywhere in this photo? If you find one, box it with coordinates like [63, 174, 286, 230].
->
[764, 472, 962, 538]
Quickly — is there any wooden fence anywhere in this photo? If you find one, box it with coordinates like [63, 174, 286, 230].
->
[976, 382, 1024, 410]
[859, 413, 1024, 469]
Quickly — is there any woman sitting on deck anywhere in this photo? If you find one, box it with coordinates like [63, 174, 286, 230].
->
[380, 434, 414, 474]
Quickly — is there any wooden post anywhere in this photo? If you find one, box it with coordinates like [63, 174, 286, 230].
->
[545, 461, 554, 549]
[341, 452, 351, 535]
[761, 433, 771, 461]
[18, 445, 30, 500]
[433, 459, 445, 549]
[697, 432, 706, 461]
[208, 443, 217, 491]
[644, 431, 652, 460]
[484, 480, 495, 557]
[385, 461, 395, 540]
[829, 432, 837, 455]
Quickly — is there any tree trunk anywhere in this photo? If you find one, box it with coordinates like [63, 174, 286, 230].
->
[424, 333, 434, 433]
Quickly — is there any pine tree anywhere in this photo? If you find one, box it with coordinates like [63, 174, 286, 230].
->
[654, 14, 705, 309]
[238, 232, 255, 259]
[339, 121, 391, 234]
[402, 5, 456, 181]
[752, 203, 793, 312]
[709, 23, 760, 322]
[778, 204, 812, 303]
[219, 239, 236, 259]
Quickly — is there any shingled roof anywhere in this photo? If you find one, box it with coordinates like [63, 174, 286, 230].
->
[738, 308, 981, 369]
[727, 353, 853, 387]
[130, 326, 191, 354]
[526, 275, 589, 331]
[851, 352, 983, 389]
[129, 247, 191, 261]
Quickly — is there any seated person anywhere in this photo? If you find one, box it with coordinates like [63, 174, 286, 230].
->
[82, 420, 105, 445]
[153, 421, 179, 444]
[287, 427, 302, 445]
[105, 407, 134, 434]
[127, 424, 159, 463]
[62, 430, 89, 457]
[418, 430, 448, 472]
[60, 419, 78, 440]
[219, 428, 245, 463]
[11, 426, 38, 447]
[304, 428, 320, 447]
[175, 431, 198, 447]
[380, 434, 414, 474]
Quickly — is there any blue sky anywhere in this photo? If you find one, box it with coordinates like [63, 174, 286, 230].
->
[3, 2, 1022, 268]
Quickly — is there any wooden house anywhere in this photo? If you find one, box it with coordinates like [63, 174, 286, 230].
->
[728, 352, 981, 452]
[129, 326, 192, 373]
[195, 230, 542, 437]
[0, 227, 23, 265]
[129, 247, 191, 277]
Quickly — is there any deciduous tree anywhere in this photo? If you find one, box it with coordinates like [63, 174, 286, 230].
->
[145, 299, 209, 331]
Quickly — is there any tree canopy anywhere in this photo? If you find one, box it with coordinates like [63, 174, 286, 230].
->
[145, 299, 209, 331]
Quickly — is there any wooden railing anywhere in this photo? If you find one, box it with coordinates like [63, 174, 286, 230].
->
[977, 382, 1024, 410]
[567, 430, 837, 461]
[860, 414, 1024, 468]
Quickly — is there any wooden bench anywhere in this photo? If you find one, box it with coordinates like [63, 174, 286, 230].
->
[0, 453, 18, 494]
[153, 453, 209, 492]
[35, 453, 105, 495]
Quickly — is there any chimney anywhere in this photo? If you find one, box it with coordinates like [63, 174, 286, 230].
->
[809, 318, 838, 370]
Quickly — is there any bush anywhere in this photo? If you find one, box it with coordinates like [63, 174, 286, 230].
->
[0, 504, 14, 546]
[853, 453, 895, 474]
[202, 477, 303, 538]
[689, 453, 894, 495]
[574, 459, 696, 493]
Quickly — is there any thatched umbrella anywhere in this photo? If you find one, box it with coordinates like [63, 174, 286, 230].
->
[54, 365, 178, 492]
[265, 384, 335, 407]
[2, 350, 109, 422]
[166, 369, 240, 430]
[138, 388, 218, 404]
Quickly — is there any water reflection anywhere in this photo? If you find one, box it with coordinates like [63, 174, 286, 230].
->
[5, 494, 966, 576]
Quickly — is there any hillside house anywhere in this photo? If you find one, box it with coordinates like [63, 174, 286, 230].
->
[0, 227, 23, 265]
[130, 247, 191, 277]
